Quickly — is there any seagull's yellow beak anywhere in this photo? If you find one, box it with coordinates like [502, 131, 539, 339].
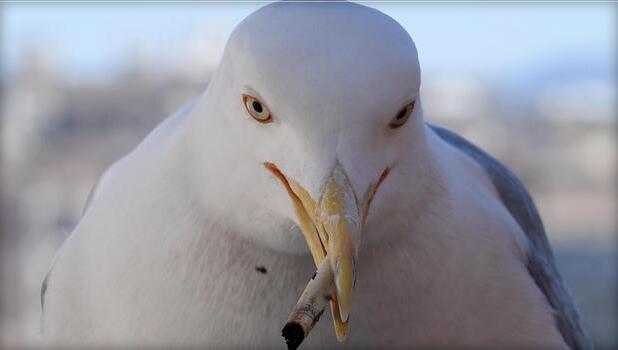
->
[265, 162, 389, 341]
[318, 165, 359, 324]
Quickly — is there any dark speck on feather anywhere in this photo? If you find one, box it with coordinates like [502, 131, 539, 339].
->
[255, 265, 267, 274]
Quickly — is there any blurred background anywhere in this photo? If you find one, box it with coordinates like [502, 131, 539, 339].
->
[0, 2, 615, 349]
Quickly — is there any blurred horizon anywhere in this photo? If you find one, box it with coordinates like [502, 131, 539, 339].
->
[3, 3, 615, 78]
[1, 2, 616, 349]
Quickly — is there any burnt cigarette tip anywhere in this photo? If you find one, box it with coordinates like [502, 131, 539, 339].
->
[282, 321, 304, 350]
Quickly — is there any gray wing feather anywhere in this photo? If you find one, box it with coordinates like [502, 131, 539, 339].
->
[430, 124, 592, 350]
[41, 271, 49, 310]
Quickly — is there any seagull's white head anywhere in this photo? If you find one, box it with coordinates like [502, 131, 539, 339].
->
[188, 1, 425, 334]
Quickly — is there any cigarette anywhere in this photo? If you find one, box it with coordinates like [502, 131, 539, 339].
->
[282, 257, 335, 350]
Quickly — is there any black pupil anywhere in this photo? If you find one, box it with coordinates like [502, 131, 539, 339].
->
[396, 107, 407, 120]
[252, 101, 263, 113]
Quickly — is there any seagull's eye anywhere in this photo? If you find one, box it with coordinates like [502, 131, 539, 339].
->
[389, 101, 415, 129]
[243, 94, 273, 123]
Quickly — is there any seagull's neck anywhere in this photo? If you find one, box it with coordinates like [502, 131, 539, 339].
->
[359, 122, 448, 250]
[354, 123, 567, 348]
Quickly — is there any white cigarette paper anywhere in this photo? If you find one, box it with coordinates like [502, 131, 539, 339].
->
[282, 258, 335, 349]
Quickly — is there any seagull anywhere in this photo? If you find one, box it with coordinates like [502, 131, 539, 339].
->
[41, 2, 591, 349]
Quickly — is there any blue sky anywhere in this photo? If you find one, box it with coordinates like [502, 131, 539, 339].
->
[2, 2, 615, 85]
